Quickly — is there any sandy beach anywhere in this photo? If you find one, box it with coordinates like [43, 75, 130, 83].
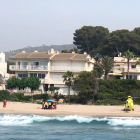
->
[0, 102, 140, 117]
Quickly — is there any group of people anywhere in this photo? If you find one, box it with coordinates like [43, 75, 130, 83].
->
[42, 101, 57, 109]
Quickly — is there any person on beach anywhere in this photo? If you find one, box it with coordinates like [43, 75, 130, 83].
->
[3, 100, 7, 108]
[42, 102, 44, 109]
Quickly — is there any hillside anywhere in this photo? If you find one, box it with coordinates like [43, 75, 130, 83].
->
[5, 44, 75, 61]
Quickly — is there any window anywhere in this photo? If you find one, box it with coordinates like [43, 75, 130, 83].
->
[22, 62, 28, 69]
[18, 73, 28, 78]
[40, 62, 47, 66]
[38, 74, 45, 79]
[52, 74, 63, 81]
[126, 75, 137, 80]
[131, 65, 136, 68]
[22, 62, 28, 65]
[30, 73, 37, 77]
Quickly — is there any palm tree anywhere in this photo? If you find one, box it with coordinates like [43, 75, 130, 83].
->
[62, 71, 74, 104]
[102, 56, 114, 79]
[124, 50, 134, 79]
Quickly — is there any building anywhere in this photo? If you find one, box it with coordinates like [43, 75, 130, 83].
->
[108, 56, 140, 80]
[9, 49, 95, 94]
[0, 52, 9, 90]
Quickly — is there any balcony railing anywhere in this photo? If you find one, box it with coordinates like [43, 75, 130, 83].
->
[9, 65, 48, 71]
[50, 66, 85, 72]
[123, 68, 140, 73]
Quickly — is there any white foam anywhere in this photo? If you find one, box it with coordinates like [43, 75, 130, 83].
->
[0, 114, 140, 126]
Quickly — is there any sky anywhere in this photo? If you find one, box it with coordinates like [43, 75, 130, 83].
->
[0, 0, 140, 52]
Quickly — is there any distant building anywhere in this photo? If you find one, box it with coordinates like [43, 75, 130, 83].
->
[0, 52, 9, 90]
[109, 56, 140, 80]
[9, 49, 95, 94]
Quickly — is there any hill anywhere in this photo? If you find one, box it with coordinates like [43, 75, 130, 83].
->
[4, 44, 75, 61]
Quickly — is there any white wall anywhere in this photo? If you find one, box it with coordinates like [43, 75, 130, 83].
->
[0, 53, 7, 77]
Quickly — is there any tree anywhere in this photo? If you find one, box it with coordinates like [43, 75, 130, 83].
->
[69, 47, 79, 53]
[26, 76, 41, 102]
[18, 78, 27, 90]
[93, 63, 104, 78]
[61, 50, 70, 53]
[73, 71, 96, 104]
[73, 26, 109, 54]
[124, 50, 134, 79]
[133, 27, 140, 36]
[26, 76, 41, 92]
[48, 86, 60, 94]
[102, 56, 114, 79]
[62, 71, 74, 104]
[61, 47, 79, 53]
[94, 53, 102, 63]
[103, 29, 140, 56]
[7, 76, 20, 89]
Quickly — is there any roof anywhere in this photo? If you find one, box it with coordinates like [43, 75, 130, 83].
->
[51, 53, 89, 61]
[9, 51, 92, 61]
[114, 57, 139, 63]
[9, 52, 54, 60]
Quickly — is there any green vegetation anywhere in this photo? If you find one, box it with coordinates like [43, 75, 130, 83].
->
[124, 50, 135, 79]
[73, 26, 140, 56]
[71, 79, 140, 105]
[0, 90, 49, 102]
[63, 71, 74, 104]
[7, 76, 41, 91]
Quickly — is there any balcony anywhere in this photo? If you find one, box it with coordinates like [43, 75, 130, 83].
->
[50, 66, 85, 72]
[123, 68, 140, 73]
[9, 65, 48, 71]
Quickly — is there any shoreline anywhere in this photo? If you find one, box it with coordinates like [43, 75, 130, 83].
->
[0, 102, 140, 117]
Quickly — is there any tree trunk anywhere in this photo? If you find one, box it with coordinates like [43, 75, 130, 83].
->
[127, 59, 129, 79]
[105, 70, 108, 79]
[68, 86, 70, 104]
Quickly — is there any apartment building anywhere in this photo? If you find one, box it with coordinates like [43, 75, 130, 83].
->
[9, 49, 94, 94]
[0, 52, 9, 90]
[108, 56, 140, 80]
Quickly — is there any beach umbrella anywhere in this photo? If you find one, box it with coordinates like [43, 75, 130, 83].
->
[47, 99, 54, 102]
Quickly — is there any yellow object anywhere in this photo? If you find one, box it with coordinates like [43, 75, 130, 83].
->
[49, 102, 51, 105]
[125, 96, 134, 111]
[45, 102, 48, 105]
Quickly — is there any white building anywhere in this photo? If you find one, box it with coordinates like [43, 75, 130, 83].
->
[9, 49, 95, 94]
[108, 56, 140, 80]
[0, 52, 9, 90]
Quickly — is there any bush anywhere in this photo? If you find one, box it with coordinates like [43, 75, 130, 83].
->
[0, 90, 10, 101]
[71, 94, 80, 103]
[14, 92, 24, 102]
[23, 96, 32, 102]
[95, 99, 124, 105]
[33, 93, 49, 102]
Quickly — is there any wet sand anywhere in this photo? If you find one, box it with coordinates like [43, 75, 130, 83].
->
[0, 102, 140, 117]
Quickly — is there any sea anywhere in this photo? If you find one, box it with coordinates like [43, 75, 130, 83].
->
[0, 114, 139, 140]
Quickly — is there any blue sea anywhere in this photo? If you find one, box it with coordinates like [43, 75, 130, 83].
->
[0, 114, 140, 140]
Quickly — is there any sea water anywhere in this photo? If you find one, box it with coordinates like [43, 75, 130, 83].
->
[0, 114, 139, 140]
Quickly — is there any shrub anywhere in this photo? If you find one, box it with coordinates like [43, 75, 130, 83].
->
[0, 90, 10, 101]
[71, 94, 80, 103]
[95, 99, 124, 105]
[33, 93, 49, 102]
[14, 92, 24, 102]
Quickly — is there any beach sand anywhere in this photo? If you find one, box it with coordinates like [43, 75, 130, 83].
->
[0, 102, 140, 117]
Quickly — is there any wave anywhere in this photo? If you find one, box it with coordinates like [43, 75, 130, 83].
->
[0, 114, 140, 127]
